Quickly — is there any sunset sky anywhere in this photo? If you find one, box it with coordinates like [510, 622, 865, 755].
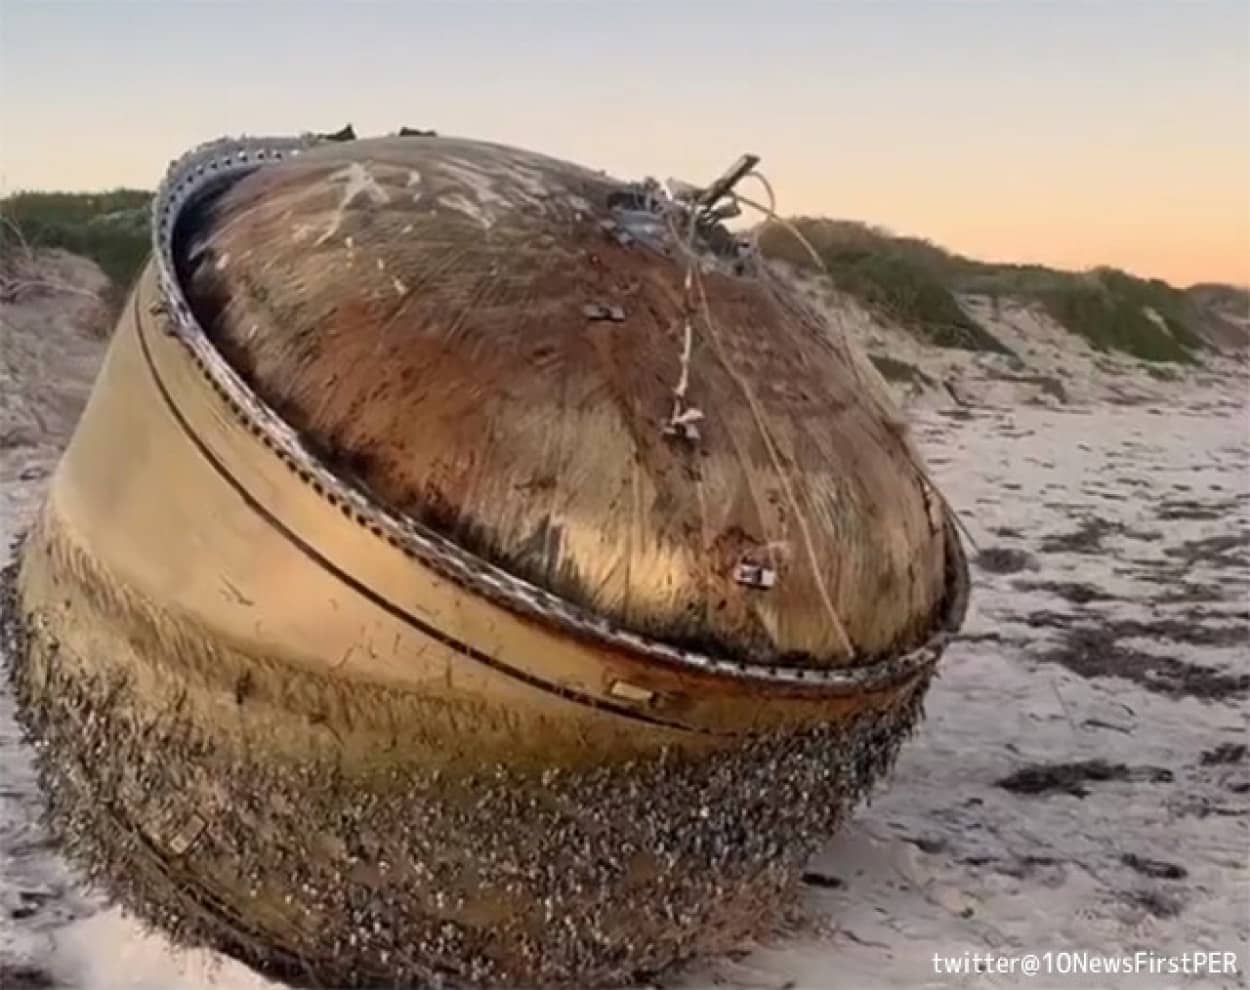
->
[2, 1, 1247, 286]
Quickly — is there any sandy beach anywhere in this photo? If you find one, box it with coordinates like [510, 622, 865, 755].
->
[2, 255, 1246, 989]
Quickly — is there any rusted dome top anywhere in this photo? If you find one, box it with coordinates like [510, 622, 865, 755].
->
[177, 135, 958, 668]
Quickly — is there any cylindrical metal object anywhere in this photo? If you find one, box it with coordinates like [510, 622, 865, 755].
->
[3, 134, 968, 988]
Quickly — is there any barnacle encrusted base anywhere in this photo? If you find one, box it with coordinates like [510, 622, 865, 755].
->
[1, 130, 971, 989]
[2, 550, 928, 989]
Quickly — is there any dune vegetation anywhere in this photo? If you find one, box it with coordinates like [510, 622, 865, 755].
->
[2, 191, 1244, 365]
[1, 190, 151, 291]
[758, 218, 1245, 363]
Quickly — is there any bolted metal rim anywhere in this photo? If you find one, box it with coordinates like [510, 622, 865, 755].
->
[150, 134, 967, 693]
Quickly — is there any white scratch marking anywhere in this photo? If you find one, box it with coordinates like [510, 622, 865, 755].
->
[507, 163, 552, 202]
[438, 193, 492, 229]
[392, 277, 408, 297]
[438, 159, 514, 223]
[314, 162, 391, 246]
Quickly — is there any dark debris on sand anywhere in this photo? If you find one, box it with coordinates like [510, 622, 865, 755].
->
[996, 760, 1172, 799]
[974, 547, 1037, 575]
[1011, 580, 1116, 605]
[1200, 743, 1247, 766]
[1164, 534, 1250, 570]
[1124, 889, 1184, 919]
[1038, 517, 1160, 555]
[799, 872, 844, 890]
[0, 962, 56, 989]
[1026, 610, 1249, 650]
[1121, 853, 1187, 880]
[1024, 617, 1250, 701]
[1153, 498, 1238, 522]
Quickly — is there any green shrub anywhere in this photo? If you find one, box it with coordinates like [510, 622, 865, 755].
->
[1, 189, 152, 290]
[759, 218, 1011, 354]
[759, 218, 1211, 364]
[1036, 269, 1201, 363]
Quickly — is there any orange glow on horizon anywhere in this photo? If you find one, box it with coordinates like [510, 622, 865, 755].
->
[2, 2, 1247, 288]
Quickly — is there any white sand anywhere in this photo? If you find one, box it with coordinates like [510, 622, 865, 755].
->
[2, 254, 1246, 989]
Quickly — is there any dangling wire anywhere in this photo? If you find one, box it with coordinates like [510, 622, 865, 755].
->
[729, 171, 980, 554]
[643, 156, 975, 657]
[660, 197, 707, 442]
[732, 181, 876, 383]
[645, 171, 857, 659]
[689, 259, 857, 659]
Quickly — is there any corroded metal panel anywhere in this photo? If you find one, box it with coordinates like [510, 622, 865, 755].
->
[5, 132, 970, 988]
[181, 136, 955, 668]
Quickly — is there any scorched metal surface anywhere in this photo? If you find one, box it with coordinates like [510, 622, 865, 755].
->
[4, 131, 969, 988]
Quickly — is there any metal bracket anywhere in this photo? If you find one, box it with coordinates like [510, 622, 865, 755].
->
[696, 154, 760, 210]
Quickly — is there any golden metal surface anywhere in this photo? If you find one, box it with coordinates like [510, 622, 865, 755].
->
[16, 265, 952, 771]
[183, 137, 953, 667]
[6, 133, 971, 987]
